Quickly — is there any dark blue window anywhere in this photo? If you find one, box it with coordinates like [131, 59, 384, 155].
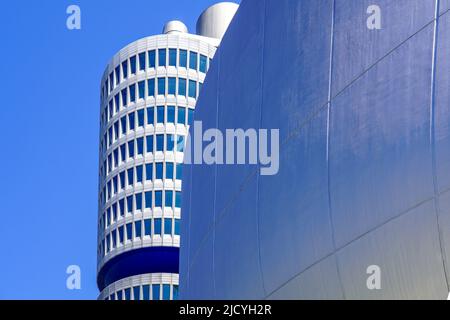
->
[175, 219, 180, 235]
[143, 285, 150, 300]
[109, 73, 114, 91]
[130, 56, 136, 74]
[115, 66, 120, 85]
[128, 112, 135, 131]
[145, 191, 152, 209]
[126, 223, 132, 240]
[137, 137, 144, 155]
[128, 140, 135, 158]
[167, 106, 175, 123]
[120, 144, 126, 162]
[168, 77, 176, 95]
[173, 285, 179, 300]
[163, 284, 170, 300]
[146, 135, 153, 153]
[169, 49, 177, 66]
[125, 288, 131, 300]
[179, 50, 187, 68]
[121, 88, 127, 107]
[127, 168, 134, 186]
[158, 78, 165, 95]
[119, 226, 124, 243]
[144, 219, 151, 236]
[177, 107, 186, 124]
[136, 165, 143, 183]
[139, 52, 146, 71]
[138, 81, 145, 99]
[117, 290, 123, 301]
[149, 50, 156, 68]
[122, 60, 128, 79]
[133, 286, 140, 300]
[175, 191, 182, 208]
[158, 49, 166, 67]
[120, 171, 125, 190]
[155, 192, 162, 208]
[167, 134, 175, 151]
[147, 79, 155, 97]
[178, 78, 186, 96]
[154, 218, 162, 234]
[189, 52, 198, 70]
[188, 109, 194, 125]
[106, 234, 110, 252]
[177, 136, 184, 152]
[156, 163, 163, 180]
[119, 198, 125, 216]
[166, 162, 174, 180]
[188, 80, 196, 98]
[121, 117, 127, 135]
[200, 54, 207, 73]
[127, 195, 133, 213]
[135, 221, 141, 238]
[136, 193, 142, 211]
[157, 106, 164, 123]
[114, 122, 119, 140]
[147, 107, 154, 125]
[112, 230, 117, 248]
[115, 94, 120, 112]
[165, 192, 173, 208]
[152, 284, 160, 300]
[137, 109, 144, 127]
[112, 203, 117, 221]
[156, 135, 164, 151]
[129, 84, 136, 103]
[146, 164, 153, 181]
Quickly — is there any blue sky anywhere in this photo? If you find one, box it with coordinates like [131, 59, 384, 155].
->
[0, 0, 238, 300]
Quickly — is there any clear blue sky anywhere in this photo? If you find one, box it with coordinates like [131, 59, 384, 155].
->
[0, 0, 238, 300]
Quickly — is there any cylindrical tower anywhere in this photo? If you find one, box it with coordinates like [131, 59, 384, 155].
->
[95, 7, 237, 299]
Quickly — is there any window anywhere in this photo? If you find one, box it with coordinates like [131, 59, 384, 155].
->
[106, 234, 110, 252]
[158, 49, 166, 67]
[128, 112, 135, 131]
[119, 225, 124, 243]
[146, 164, 153, 181]
[157, 106, 164, 123]
[188, 80, 197, 98]
[152, 284, 160, 300]
[167, 106, 175, 123]
[138, 81, 145, 99]
[177, 107, 186, 124]
[109, 73, 114, 91]
[136, 165, 143, 183]
[166, 162, 174, 180]
[117, 290, 123, 301]
[154, 217, 162, 234]
[169, 48, 177, 66]
[147, 107, 154, 125]
[136, 193, 142, 211]
[146, 135, 153, 153]
[155, 192, 162, 208]
[112, 229, 117, 248]
[115, 94, 120, 113]
[133, 286, 140, 300]
[173, 285, 179, 300]
[175, 219, 180, 236]
[120, 171, 125, 190]
[119, 198, 125, 217]
[125, 288, 131, 300]
[120, 144, 126, 162]
[128, 140, 135, 158]
[130, 56, 136, 74]
[147, 79, 155, 97]
[200, 54, 207, 73]
[176, 136, 184, 152]
[129, 84, 136, 103]
[163, 284, 170, 300]
[126, 223, 132, 240]
[121, 117, 127, 135]
[178, 78, 186, 96]
[175, 191, 182, 208]
[127, 195, 133, 213]
[156, 135, 164, 151]
[179, 49, 187, 68]
[143, 285, 150, 300]
[115, 66, 120, 85]
[145, 191, 152, 209]
[144, 219, 151, 236]
[139, 52, 146, 71]
[158, 78, 166, 95]
[122, 60, 128, 79]
[127, 168, 134, 186]
[165, 192, 173, 208]
[156, 163, 163, 180]
[135, 221, 142, 238]
[168, 77, 176, 95]
[137, 137, 144, 155]
[114, 122, 119, 140]
[188, 109, 194, 125]
[149, 50, 156, 68]
[167, 134, 175, 151]
[137, 109, 144, 127]
[189, 52, 198, 70]
[121, 88, 127, 107]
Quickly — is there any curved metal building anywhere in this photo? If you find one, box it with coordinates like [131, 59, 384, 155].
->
[96, 3, 238, 300]
[180, 0, 450, 299]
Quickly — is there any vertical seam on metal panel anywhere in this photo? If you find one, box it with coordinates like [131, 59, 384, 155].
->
[257, 0, 268, 298]
[326, 0, 346, 299]
[430, 0, 450, 293]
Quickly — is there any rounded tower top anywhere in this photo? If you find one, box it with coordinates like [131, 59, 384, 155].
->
[196, 2, 239, 40]
[162, 20, 188, 34]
